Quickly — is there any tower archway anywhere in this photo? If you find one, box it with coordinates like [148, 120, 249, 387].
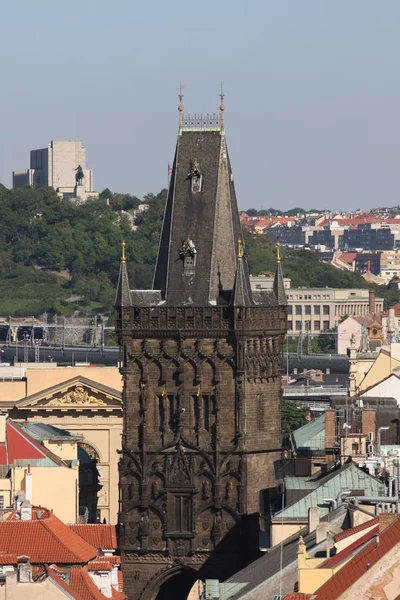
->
[143, 566, 199, 600]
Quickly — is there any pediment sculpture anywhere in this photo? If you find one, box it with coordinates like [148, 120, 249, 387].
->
[49, 385, 106, 406]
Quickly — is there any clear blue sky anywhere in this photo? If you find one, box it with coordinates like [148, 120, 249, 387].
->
[1, 0, 399, 211]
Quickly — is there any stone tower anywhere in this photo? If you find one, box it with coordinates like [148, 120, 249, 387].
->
[115, 101, 287, 600]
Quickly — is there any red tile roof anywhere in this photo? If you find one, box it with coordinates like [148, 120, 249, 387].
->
[0, 554, 18, 565]
[314, 516, 400, 599]
[335, 517, 378, 542]
[70, 567, 127, 600]
[323, 525, 379, 569]
[97, 555, 121, 565]
[88, 561, 113, 571]
[0, 511, 97, 563]
[69, 524, 118, 550]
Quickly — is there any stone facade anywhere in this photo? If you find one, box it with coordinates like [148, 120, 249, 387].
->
[116, 112, 287, 600]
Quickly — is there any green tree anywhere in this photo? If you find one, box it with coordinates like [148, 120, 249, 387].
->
[281, 400, 310, 443]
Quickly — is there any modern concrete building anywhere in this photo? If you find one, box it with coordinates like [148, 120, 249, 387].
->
[13, 140, 94, 200]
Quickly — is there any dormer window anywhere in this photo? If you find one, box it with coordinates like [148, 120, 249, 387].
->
[180, 236, 197, 275]
[187, 158, 203, 193]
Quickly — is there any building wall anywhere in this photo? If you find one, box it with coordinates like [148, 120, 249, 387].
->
[270, 521, 306, 546]
[0, 576, 69, 600]
[337, 318, 362, 355]
[12, 465, 78, 524]
[285, 288, 383, 335]
[18, 412, 122, 524]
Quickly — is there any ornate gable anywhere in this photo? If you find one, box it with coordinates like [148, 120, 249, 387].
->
[12, 376, 122, 411]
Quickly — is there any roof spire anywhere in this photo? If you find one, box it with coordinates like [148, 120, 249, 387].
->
[219, 82, 225, 129]
[276, 238, 281, 262]
[238, 236, 244, 259]
[115, 240, 131, 308]
[178, 83, 184, 128]
[273, 233, 287, 305]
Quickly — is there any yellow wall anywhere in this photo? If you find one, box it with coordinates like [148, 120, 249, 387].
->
[13, 466, 78, 523]
[26, 367, 122, 396]
[271, 522, 306, 546]
[43, 439, 78, 461]
[0, 576, 71, 599]
[358, 351, 400, 393]
[0, 381, 26, 402]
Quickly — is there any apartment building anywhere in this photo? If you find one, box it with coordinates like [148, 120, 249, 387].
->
[285, 287, 383, 334]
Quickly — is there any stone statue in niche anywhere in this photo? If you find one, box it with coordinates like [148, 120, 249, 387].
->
[138, 513, 149, 537]
[202, 478, 212, 500]
[151, 479, 162, 500]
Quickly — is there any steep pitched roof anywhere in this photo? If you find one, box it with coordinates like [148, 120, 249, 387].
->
[153, 129, 245, 305]
[0, 420, 66, 466]
[0, 510, 97, 563]
[69, 524, 118, 550]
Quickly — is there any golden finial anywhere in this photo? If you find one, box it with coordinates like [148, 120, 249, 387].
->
[162, 384, 167, 398]
[238, 236, 244, 259]
[219, 82, 225, 129]
[121, 239, 126, 261]
[178, 83, 185, 128]
[276, 238, 281, 262]
[196, 384, 202, 397]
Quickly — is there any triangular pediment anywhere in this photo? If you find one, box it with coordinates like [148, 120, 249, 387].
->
[12, 376, 122, 410]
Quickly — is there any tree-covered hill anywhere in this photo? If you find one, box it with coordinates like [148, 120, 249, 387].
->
[0, 183, 391, 317]
[0, 185, 166, 316]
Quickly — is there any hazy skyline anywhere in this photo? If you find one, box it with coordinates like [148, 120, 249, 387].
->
[1, 1, 400, 211]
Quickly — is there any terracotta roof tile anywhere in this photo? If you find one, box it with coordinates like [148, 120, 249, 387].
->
[324, 525, 379, 568]
[97, 555, 121, 565]
[69, 524, 118, 550]
[88, 561, 113, 571]
[0, 554, 18, 565]
[314, 516, 400, 599]
[335, 517, 379, 542]
[70, 567, 127, 600]
[0, 511, 97, 563]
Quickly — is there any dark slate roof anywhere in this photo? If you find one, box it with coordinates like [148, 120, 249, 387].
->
[225, 506, 348, 599]
[115, 259, 131, 308]
[129, 290, 162, 306]
[273, 259, 287, 305]
[153, 129, 246, 306]
[231, 257, 254, 307]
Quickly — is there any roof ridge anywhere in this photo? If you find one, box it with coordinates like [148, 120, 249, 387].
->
[42, 514, 97, 563]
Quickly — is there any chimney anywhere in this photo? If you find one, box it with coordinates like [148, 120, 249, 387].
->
[0, 412, 7, 444]
[325, 409, 336, 448]
[17, 556, 32, 583]
[24, 466, 33, 504]
[308, 507, 320, 533]
[369, 289, 375, 316]
[20, 499, 32, 521]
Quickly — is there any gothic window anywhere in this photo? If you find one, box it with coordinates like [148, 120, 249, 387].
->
[174, 494, 192, 533]
[257, 394, 264, 431]
[203, 395, 211, 431]
[168, 395, 175, 430]
[193, 395, 200, 432]
[158, 396, 165, 430]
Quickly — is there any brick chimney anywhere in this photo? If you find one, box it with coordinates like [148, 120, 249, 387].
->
[325, 409, 336, 448]
[362, 409, 376, 439]
[369, 289, 375, 316]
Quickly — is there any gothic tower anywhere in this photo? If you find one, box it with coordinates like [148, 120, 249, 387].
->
[115, 99, 287, 600]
